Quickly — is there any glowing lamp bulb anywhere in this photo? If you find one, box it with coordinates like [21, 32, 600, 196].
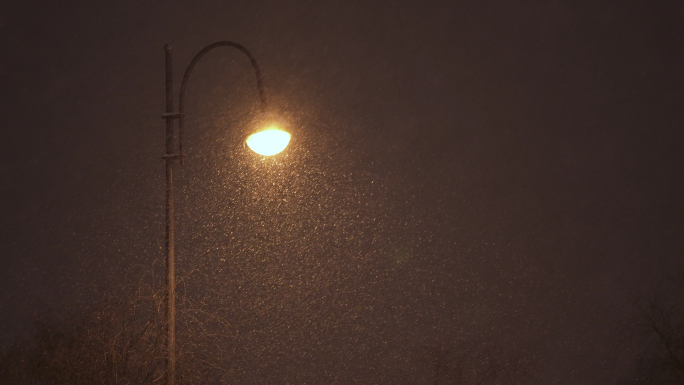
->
[246, 128, 291, 156]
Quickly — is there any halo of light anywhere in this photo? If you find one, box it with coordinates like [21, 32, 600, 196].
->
[246, 129, 291, 156]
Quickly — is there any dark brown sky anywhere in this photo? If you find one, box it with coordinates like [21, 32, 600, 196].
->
[1, 1, 683, 383]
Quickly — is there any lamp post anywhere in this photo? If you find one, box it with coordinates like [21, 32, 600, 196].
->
[161, 41, 289, 385]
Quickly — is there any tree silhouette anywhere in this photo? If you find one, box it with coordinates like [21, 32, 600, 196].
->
[0, 265, 233, 384]
[619, 272, 684, 384]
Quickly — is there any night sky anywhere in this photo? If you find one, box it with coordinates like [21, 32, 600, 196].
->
[1, 1, 684, 383]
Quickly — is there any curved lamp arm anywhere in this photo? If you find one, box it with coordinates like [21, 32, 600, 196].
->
[178, 41, 268, 164]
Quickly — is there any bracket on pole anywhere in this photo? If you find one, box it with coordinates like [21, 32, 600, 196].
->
[161, 112, 184, 119]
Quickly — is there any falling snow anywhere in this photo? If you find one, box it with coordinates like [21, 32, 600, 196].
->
[1, 1, 684, 384]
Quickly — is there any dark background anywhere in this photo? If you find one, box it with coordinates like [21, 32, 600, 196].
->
[1, 1, 683, 383]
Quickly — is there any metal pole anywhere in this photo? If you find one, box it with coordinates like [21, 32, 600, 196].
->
[164, 43, 177, 385]
[161, 41, 267, 385]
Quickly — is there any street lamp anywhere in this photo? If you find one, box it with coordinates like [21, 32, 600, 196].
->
[161, 41, 289, 385]
[247, 129, 291, 156]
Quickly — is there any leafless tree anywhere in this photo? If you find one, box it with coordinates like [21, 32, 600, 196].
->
[619, 272, 684, 384]
[0, 263, 234, 384]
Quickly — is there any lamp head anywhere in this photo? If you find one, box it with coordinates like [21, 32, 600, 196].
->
[246, 112, 291, 156]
